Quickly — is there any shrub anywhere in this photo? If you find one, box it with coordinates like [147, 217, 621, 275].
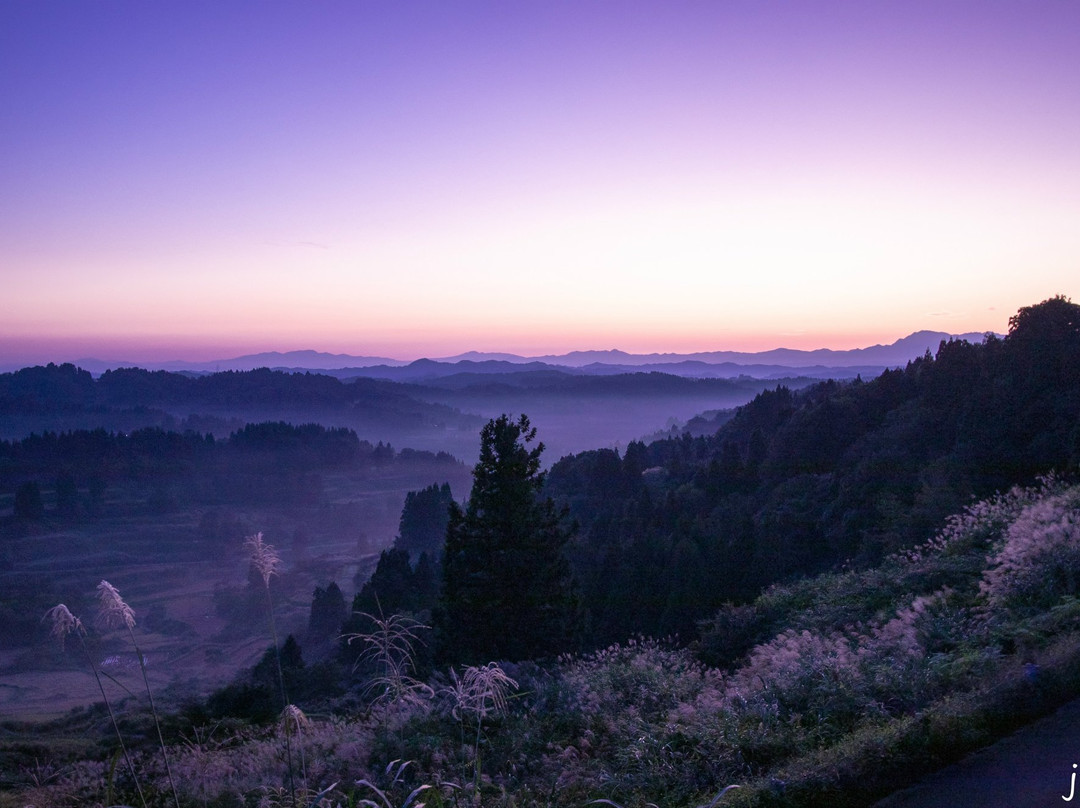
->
[981, 486, 1080, 613]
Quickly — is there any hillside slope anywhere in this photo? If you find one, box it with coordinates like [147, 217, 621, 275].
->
[549, 296, 1080, 645]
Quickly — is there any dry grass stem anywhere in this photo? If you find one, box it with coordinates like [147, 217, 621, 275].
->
[345, 612, 434, 710]
[43, 602, 148, 808]
[279, 704, 312, 791]
[95, 580, 180, 807]
[446, 662, 519, 721]
[244, 531, 296, 804]
[443, 662, 519, 789]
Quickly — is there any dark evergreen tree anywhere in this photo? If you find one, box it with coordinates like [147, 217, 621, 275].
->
[411, 550, 439, 611]
[252, 634, 305, 709]
[353, 547, 416, 616]
[394, 482, 454, 559]
[435, 414, 578, 664]
[308, 581, 347, 639]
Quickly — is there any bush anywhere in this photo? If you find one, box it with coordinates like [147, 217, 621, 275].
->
[981, 487, 1080, 613]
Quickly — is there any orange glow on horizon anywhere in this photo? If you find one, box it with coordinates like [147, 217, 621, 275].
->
[1, 310, 1016, 367]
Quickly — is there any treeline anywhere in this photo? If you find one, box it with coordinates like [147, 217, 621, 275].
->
[415, 368, 808, 396]
[548, 296, 1080, 647]
[0, 365, 472, 439]
[0, 365, 384, 411]
[0, 422, 459, 514]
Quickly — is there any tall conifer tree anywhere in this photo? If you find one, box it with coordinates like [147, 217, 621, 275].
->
[436, 414, 577, 663]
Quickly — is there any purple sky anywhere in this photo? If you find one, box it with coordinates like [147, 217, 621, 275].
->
[2, 1, 1078, 364]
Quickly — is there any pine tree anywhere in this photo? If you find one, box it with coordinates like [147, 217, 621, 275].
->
[353, 548, 416, 615]
[395, 482, 455, 560]
[308, 582, 347, 639]
[436, 414, 578, 663]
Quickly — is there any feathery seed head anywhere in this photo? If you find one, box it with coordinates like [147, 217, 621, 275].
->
[43, 604, 85, 648]
[279, 704, 312, 734]
[244, 531, 281, 586]
[96, 580, 136, 630]
[446, 662, 518, 720]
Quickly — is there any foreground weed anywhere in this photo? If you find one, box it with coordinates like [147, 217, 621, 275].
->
[256, 782, 342, 807]
[280, 704, 312, 791]
[245, 531, 298, 805]
[97, 579, 181, 808]
[19, 757, 66, 789]
[443, 662, 519, 790]
[356, 759, 435, 808]
[345, 611, 435, 713]
[43, 602, 148, 808]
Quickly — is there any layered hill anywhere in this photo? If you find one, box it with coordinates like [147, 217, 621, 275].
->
[0, 364, 821, 461]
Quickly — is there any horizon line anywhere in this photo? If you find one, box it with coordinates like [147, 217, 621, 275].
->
[0, 327, 1001, 374]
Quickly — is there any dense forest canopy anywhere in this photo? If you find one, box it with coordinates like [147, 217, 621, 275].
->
[0, 422, 454, 508]
[548, 296, 1080, 646]
[0, 364, 483, 458]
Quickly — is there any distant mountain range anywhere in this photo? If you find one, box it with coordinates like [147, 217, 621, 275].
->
[63, 349, 409, 375]
[57, 330, 994, 380]
[0, 328, 1002, 462]
[437, 330, 992, 369]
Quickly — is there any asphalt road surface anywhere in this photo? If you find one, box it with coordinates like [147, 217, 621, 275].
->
[875, 699, 1080, 807]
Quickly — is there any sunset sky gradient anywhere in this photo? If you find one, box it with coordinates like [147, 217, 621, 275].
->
[2, 1, 1078, 364]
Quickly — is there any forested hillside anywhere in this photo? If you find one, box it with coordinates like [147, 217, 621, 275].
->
[548, 296, 1080, 645]
[0, 365, 483, 456]
[0, 363, 821, 462]
[0, 423, 460, 513]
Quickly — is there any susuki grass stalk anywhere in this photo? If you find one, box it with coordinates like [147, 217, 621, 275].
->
[97, 580, 180, 808]
[345, 610, 434, 711]
[43, 604, 148, 808]
[444, 662, 518, 791]
[344, 608, 434, 751]
[280, 704, 311, 790]
[245, 531, 297, 805]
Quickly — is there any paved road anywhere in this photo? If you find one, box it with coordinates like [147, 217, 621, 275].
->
[875, 699, 1080, 807]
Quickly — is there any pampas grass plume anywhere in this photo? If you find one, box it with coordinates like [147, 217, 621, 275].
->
[96, 579, 136, 630]
[43, 603, 84, 648]
[245, 531, 282, 585]
[280, 703, 312, 734]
